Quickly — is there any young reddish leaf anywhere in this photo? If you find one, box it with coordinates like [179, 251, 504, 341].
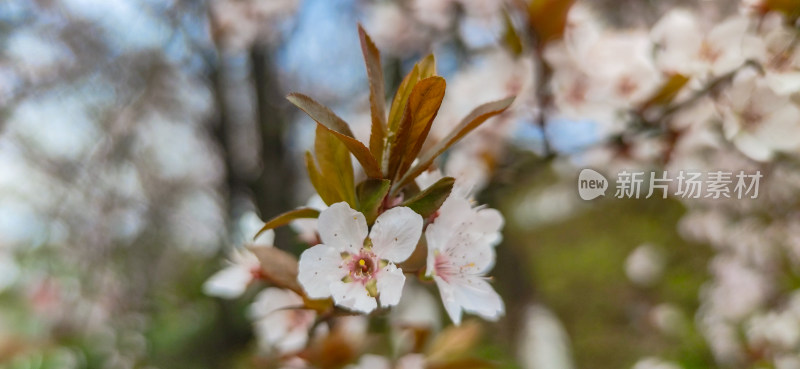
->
[395, 96, 515, 191]
[249, 246, 304, 296]
[314, 125, 356, 207]
[527, 0, 576, 46]
[389, 76, 446, 181]
[356, 178, 391, 225]
[358, 24, 388, 164]
[287, 93, 383, 178]
[305, 151, 341, 206]
[254, 207, 321, 240]
[401, 176, 454, 219]
[387, 64, 421, 134]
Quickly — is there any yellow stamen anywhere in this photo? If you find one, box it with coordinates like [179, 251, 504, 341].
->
[359, 259, 366, 266]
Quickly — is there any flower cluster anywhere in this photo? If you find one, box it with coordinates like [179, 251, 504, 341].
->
[204, 24, 513, 366]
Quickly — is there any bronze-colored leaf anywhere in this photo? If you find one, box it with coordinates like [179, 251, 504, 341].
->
[315, 125, 356, 207]
[388, 76, 446, 181]
[640, 73, 690, 110]
[387, 64, 421, 135]
[401, 176, 454, 219]
[305, 151, 341, 206]
[254, 207, 321, 240]
[249, 246, 303, 296]
[395, 96, 515, 191]
[287, 93, 383, 179]
[527, 0, 576, 46]
[358, 24, 388, 165]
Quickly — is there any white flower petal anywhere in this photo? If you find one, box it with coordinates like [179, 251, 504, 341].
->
[426, 225, 496, 275]
[249, 287, 305, 319]
[290, 218, 319, 245]
[434, 276, 464, 325]
[733, 133, 775, 162]
[330, 281, 378, 313]
[318, 202, 368, 253]
[376, 263, 406, 307]
[254, 308, 315, 354]
[453, 276, 505, 321]
[253, 229, 275, 247]
[476, 208, 504, 235]
[370, 206, 423, 263]
[298, 244, 347, 299]
[277, 323, 312, 353]
[203, 266, 252, 299]
[239, 211, 271, 245]
[229, 247, 260, 268]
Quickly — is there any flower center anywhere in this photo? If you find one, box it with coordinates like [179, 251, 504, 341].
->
[357, 258, 372, 274]
[346, 250, 379, 283]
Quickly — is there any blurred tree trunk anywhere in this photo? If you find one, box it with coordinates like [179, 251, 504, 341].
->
[209, 44, 297, 249]
[210, 60, 240, 234]
[250, 44, 296, 248]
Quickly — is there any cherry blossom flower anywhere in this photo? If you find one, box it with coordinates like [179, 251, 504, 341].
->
[719, 69, 800, 161]
[651, 11, 765, 77]
[546, 20, 660, 133]
[297, 202, 423, 313]
[756, 12, 800, 96]
[425, 194, 504, 324]
[203, 213, 273, 299]
[249, 287, 316, 354]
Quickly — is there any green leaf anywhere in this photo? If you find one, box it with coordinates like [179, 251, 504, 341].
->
[418, 53, 436, 79]
[502, 10, 523, 56]
[388, 76, 446, 181]
[395, 96, 515, 191]
[287, 93, 383, 179]
[356, 178, 391, 225]
[401, 177, 454, 219]
[314, 125, 356, 207]
[254, 207, 321, 240]
[358, 24, 388, 165]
